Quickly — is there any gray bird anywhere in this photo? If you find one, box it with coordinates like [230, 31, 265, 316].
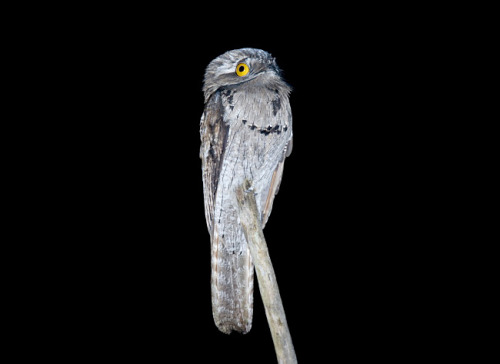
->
[200, 48, 293, 334]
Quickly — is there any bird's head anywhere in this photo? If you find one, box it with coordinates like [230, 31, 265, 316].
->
[203, 48, 287, 102]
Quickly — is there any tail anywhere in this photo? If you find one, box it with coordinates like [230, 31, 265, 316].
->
[211, 225, 254, 334]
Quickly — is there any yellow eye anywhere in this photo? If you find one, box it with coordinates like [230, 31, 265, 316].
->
[236, 63, 249, 77]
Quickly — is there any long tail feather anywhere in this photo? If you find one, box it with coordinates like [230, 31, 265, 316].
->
[211, 226, 254, 334]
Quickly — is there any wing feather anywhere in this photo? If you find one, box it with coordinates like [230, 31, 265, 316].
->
[261, 137, 292, 227]
[200, 92, 228, 234]
[201, 91, 253, 334]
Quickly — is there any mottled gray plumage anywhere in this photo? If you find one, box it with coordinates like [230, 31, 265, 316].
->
[200, 48, 292, 334]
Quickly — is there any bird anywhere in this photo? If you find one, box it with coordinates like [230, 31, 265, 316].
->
[200, 48, 293, 334]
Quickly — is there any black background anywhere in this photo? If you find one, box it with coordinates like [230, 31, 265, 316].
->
[22, 7, 452, 362]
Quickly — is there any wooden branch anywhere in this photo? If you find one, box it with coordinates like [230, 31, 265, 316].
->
[236, 180, 297, 364]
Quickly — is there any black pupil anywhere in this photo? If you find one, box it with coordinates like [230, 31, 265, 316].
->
[238, 65, 245, 73]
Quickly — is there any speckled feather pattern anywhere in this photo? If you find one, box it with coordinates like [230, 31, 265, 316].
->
[200, 48, 292, 334]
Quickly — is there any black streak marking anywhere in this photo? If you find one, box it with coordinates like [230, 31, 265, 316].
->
[209, 145, 216, 159]
[222, 89, 234, 105]
[250, 124, 282, 136]
[271, 97, 281, 116]
[222, 90, 234, 105]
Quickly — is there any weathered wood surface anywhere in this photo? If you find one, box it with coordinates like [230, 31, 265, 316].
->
[236, 180, 297, 364]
